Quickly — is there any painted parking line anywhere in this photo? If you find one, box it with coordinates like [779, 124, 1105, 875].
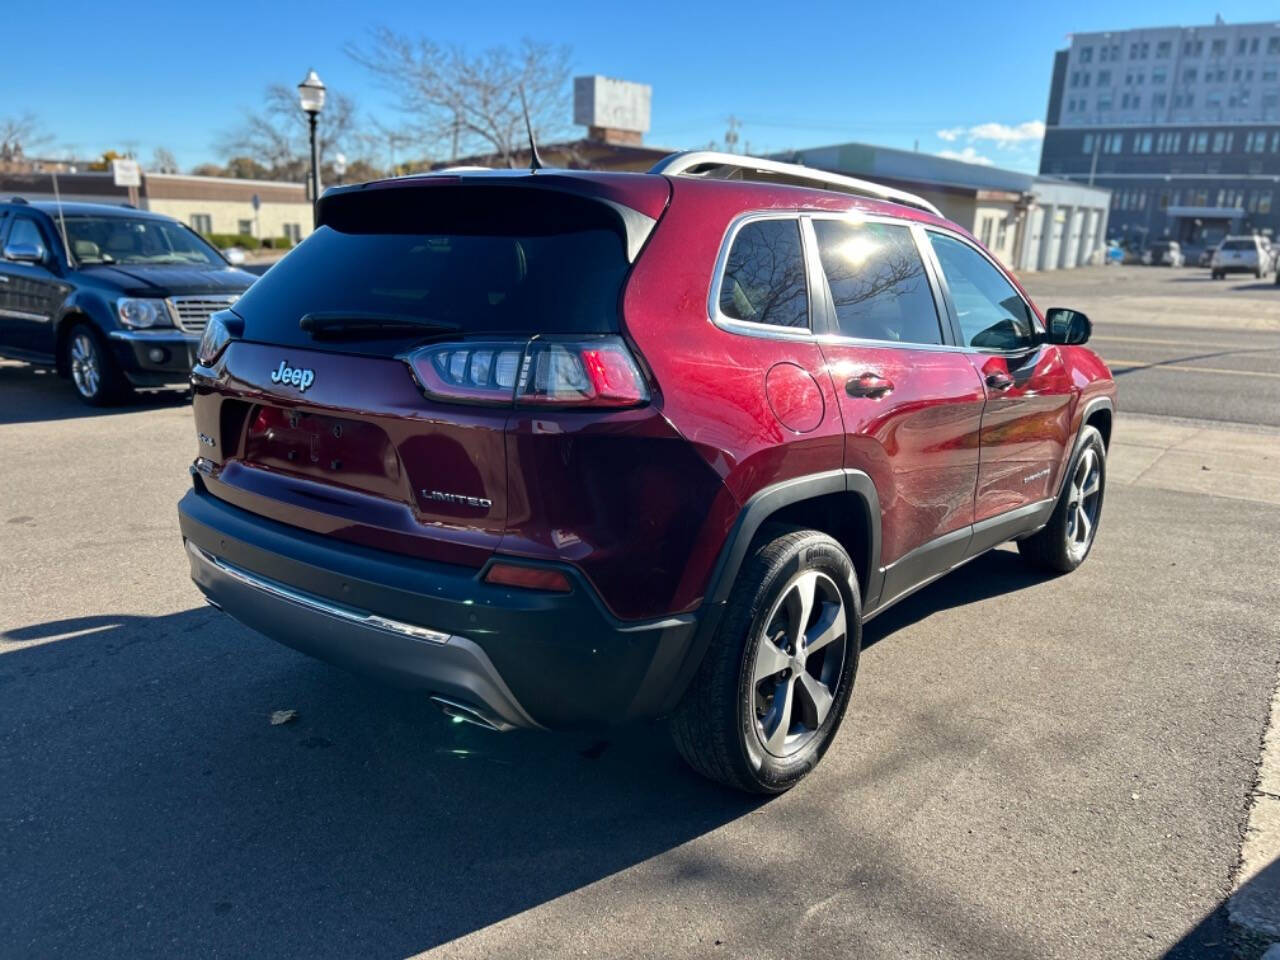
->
[1104, 358, 1280, 379]
[1093, 334, 1280, 350]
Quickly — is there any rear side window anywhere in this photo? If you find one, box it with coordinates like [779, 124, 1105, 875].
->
[928, 232, 1037, 351]
[231, 186, 632, 353]
[1221, 239, 1253, 250]
[813, 219, 942, 345]
[718, 218, 809, 329]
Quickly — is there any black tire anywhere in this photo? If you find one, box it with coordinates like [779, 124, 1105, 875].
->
[1017, 425, 1106, 574]
[1212, 271, 1222, 280]
[670, 527, 861, 794]
[62, 322, 130, 406]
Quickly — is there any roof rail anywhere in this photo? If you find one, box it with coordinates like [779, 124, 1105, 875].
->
[649, 151, 943, 218]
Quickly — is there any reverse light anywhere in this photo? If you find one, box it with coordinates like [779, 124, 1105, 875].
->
[196, 310, 241, 366]
[404, 336, 648, 408]
[484, 563, 573, 593]
[117, 298, 172, 329]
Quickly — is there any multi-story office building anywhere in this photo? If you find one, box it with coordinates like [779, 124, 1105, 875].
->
[1040, 18, 1280, 251]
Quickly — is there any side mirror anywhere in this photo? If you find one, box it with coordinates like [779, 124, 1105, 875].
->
[3, 241, 46, 264]
[1044, 307, 1092, 345]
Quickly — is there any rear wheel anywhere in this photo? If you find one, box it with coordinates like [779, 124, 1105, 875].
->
[670, 528, 860, 794]
[63, 323, 130, 406]
[1017, 425, 1106, 574]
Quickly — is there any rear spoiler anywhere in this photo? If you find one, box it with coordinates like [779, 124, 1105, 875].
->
[316, 173, 664, 263]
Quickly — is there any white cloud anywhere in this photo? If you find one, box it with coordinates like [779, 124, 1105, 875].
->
[937, 147, 995, 166]
[934, 120, 1046, 147]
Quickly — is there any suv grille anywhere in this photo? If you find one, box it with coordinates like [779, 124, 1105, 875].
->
[167, 295, 239, 335]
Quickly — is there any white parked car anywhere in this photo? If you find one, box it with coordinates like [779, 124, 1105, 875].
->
[1211, 235, 1270, 279]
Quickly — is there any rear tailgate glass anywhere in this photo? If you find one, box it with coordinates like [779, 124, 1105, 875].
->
[231, 185, 633, 356]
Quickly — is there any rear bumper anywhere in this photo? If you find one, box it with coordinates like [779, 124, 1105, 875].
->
[178, 483, 700, 729]
[108, 330, 198, 386]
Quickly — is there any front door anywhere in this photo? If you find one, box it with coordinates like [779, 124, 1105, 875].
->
[923, 230, 1074, 548]
[0, 216, 65, 359]
[807, 216, 985, 608]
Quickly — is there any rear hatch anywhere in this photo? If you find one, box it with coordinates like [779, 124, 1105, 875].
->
[195, 175, 667, 568]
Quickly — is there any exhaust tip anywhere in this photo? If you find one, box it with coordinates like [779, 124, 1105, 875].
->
[430, 695, 512, 732]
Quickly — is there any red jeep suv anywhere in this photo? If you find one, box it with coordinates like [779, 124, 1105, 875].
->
[179, 153, 1115, 793]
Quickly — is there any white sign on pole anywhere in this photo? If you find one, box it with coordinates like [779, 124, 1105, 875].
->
[112, 159, 142, 188]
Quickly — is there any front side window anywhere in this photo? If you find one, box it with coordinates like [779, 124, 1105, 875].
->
[928, 232, 1036, 351]
[718, 218, 809, 329]
[812, 219, 941, 345]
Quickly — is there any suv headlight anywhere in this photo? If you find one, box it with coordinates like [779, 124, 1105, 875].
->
[117, 298, 172, 329]
[196, 310, 239, 366]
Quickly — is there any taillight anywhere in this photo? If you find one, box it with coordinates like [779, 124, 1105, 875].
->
[404, 336, 648, 408]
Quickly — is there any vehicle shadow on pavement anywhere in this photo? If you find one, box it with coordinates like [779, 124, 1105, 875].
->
[0, 361, 188, 424]
[1163, 855, 1280, 959]
[0, 608, 765, 959]
[862, 547, 1054, 649]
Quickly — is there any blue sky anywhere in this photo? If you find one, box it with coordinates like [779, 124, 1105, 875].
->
[7, 0, 1280, 175]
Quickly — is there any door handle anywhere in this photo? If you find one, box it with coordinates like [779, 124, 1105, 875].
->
[846, 372, 894, 399]
[986, 371, 1014, 391]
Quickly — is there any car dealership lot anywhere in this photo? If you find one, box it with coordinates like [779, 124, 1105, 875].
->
[2, 266, 1279, 959]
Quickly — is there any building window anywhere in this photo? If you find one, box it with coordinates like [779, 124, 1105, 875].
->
[1211, 38, 1226, 57]
[1270, 37, 1280, 54]
[1081, 133, 1095, 154]
[1098, 70, 1111, 86]
[190, 213, 212, 234]
[1159, 191, 1170, 210]
[1264, 68, 1278, 82]
[237, 219, 253, 236]
[1137, 132, 1153, 153]
[1153, 92, 1168, 110]
[1208, 92, 1223, 109]
[1264, 92, 1279, 110]
[1079, 46, 1093, 63]
[1239, 37, 1249, 55]
[1157, 40, 1171, 58]
[1252, 37, 1260, 54]
[1233, 67, 1243, 82]
[1182, 67, 1198, 83]
[1098, 95, 1114, 110]
[283, 223, 303, 245]
[1261, 192, 1274, 214]
[996, 220, 1008, 249]
[980, 216, 994, 247]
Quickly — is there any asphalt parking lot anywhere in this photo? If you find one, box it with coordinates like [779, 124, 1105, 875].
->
[2, 265, 1279, 959]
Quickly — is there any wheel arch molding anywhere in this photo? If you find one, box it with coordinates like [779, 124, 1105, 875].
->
[706, 469, 882, 610]
[655, 468, 883, 717]
[1056, 395, 1114, 503]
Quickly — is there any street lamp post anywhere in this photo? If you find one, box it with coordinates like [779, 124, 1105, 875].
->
[297, 69, 326, 227]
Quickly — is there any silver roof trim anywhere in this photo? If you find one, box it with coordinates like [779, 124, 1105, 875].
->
[649, 150, 943, 218]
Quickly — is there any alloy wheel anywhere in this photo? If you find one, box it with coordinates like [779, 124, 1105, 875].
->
[750, 570, 847, 758]
[69, 333, 101, 399]
[1064, 447, 1102, 561]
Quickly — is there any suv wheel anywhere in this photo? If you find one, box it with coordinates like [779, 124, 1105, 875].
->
[670, 527, 860, 794]
[64, 323, 129, 406]
[1017, 425, 1106, 573]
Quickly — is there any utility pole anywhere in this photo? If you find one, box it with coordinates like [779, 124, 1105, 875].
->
[724, 116, 741, 154]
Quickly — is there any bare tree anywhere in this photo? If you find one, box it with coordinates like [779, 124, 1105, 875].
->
[217, 84, 360, 180]
[0, 113, 52, 160]
[345, 29, 572, 166]
[151, 147, 180, 174]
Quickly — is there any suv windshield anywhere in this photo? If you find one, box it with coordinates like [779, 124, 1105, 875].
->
[63, 216, 223, 266]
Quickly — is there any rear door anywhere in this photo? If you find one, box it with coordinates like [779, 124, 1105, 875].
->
[808, 215, 985, 607]
[923, 229, 1073, 547]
